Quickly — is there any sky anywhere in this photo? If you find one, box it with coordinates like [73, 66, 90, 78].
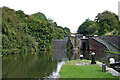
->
[0, 0, 120, 32]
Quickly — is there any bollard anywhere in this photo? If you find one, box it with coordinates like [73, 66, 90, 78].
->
[109, 58, 115, 68]
[102, 64, 106, 72]
[109, 58, 115, 64]
[91, 52, 96, 64]
[118, 73, 120, 79]
[80, 55, 83, 60]
[83, 36, 86, 38]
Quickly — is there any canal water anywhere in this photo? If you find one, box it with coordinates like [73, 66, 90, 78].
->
[68, 50, 120, 67]
[2, 50, 120, 78]
[2, 51, 64, 78]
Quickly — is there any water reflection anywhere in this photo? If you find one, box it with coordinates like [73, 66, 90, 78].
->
[2, 51, 59, 78]
[68, 50, 120, 66]
[2, 49, 120, 78]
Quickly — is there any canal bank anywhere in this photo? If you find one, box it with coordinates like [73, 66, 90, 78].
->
[2, 37, 69, 78]
[68, 35, 120, 72]
[59, 59, 119, 79]
[2, 36, 120, 79]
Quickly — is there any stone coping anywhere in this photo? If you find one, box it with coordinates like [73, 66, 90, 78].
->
[97, 61, 120, 77]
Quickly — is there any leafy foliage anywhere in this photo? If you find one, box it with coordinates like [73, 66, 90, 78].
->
[77, 11, 120, 36]
[2, 6, 70, 54]
[31, 12, 47, 21]
[77, 19, 98, 35]
[95, 11, 120, 35]
[64, 27, 71, 37]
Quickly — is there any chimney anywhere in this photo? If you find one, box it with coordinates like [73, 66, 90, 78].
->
[118, 1, 120, 21]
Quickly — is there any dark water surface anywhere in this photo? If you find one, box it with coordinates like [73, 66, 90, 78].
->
[2, 51, 63, 78]
[2, 49, 120, 78]
[68, 50, 120, 66]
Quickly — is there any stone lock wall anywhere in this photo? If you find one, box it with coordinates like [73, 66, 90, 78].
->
[90, 38, 107, 51]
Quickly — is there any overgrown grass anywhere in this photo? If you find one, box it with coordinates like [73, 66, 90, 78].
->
[60, 59, 118, 79]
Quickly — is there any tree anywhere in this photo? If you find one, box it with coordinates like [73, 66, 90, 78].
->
[95, 11, 119, 35]
[2, 6, 71, 53]
[77, 19, 98, 35]
[31, 12, 47, 21]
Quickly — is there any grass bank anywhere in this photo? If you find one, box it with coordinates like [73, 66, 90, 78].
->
[60, 59, 118, 79]
[106, 50, 120, 55]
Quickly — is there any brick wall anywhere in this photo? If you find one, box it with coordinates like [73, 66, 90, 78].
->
[90, 38, 107, 51]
